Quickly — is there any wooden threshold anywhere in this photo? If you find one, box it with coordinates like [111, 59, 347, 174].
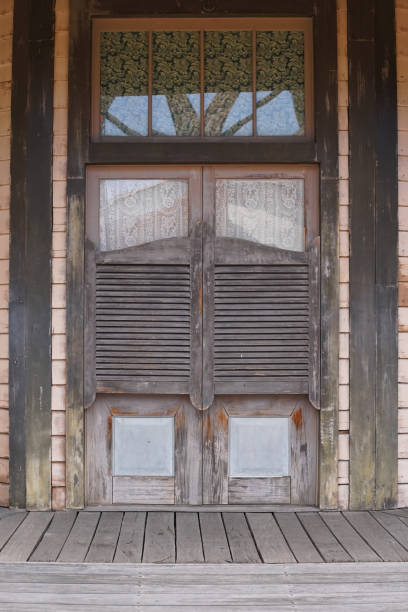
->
[83, 504, 319, 512]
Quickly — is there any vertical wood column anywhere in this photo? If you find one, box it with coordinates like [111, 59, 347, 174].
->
[66, 0, 91, 509]
[348, 0, 398, 509]
[315, 0, 339, 509]
[9, 0, 55, 509]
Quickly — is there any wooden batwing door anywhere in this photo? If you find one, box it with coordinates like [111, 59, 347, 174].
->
[202, 166, 320, 505]
[85, 165, 320, 506]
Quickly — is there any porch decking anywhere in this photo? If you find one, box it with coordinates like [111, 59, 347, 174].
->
[0, 508, 408, 564]
[0, 510, 408, 611]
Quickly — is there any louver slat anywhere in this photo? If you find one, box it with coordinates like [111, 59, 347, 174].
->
[95, 263, 191, 393]
[214, 264, 310, 395]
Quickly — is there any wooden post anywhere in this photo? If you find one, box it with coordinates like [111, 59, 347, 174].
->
[315, 0, 339, 509]
[9, 0, 55, 509]
[374, 0, 398, 509]
[348, 0, 398, 509]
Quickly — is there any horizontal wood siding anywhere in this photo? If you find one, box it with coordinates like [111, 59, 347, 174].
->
[0, 0, 13, 508]
[397, 0, 408, 508]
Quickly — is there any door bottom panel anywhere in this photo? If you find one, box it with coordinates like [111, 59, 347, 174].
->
[86, 394, 318, 507]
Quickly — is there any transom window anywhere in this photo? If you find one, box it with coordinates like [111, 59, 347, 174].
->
[92, 18, 313, 139]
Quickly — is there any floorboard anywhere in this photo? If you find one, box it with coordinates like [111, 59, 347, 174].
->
[176, 512, 204, 563]
[319, 512, 380, 562]
[246, 512, 296, 563]
[30, 511, 77, 562]
[113, 511, 146, 563]
[0, 512, 53, 562]
[57, 512, 100, 563]
[345, 512, 408, 562]
[85, 511, 123, 563]
[274, 513, 323, 562]
[297, 512, 352, 562]
[199, 512, 232, 563]
[143, 512, 175, 563]
[222, 512, 261, 563]
[370, 511, 408, 552]
[0, 512, 27, 550]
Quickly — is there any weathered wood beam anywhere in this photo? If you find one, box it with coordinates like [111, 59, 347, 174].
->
[374, 0, 398, 509]
[9, 0, 55, 509]
[348, 0, 398, 509]
[349, 0, 377, 511]
[66, 1, 91, 509]
[315, 0, 339, 509]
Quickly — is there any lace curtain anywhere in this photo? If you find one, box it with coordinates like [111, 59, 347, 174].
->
[99, 179, 189, 251]
[216, 179, 305, 251]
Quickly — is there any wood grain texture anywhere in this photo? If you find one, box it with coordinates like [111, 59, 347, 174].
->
[85, 399, 112, 506]
[175, 513, 204, 563]
[345, 512, 408, 562]
[113, 511, 146, 563]
[202, 404, 228, 505]
[320, 512, 380, 562]
[297, 512, 351, 562]
[0, 512, 27, 550]
[9, 0, 29, 509]
[57, 512, 100, 563]
[0, 512, 54, 562]
[374, 0, 398, 510]
[348, 0, 398, 511]
[348, 0, 377, 510]
[246, 512, 296, 563]
[290, 399, 319, 506]
[9, 0, 54, 510]
[315, 0, 339, 510]
[30, 512, 77, 562]
[113, 477, 175, 505]
[222, 513, 261, 563]
[174, 402, 202, 505]
[143, 512, 175, 563]
[85, 511, 123, 562]
[274, 513, 322, 563]
[65, 0, 91, 510]
[229, 478, 290, 505]
[199, 512, 232, 563]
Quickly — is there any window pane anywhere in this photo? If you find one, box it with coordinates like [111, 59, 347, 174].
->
[204, 31, 253, 136]
[100, 32, 148, 136]
[216, 179, 305, 251]
[229, 417, 290, 477]
[99, 179, 189, 251]
[256, 31, 305, 136]
[152, 31, 201, 136]
[113, 417, 174, 476]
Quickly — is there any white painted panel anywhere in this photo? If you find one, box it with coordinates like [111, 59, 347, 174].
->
[113, 417, 174, 476]
[229, 417, 290, 478]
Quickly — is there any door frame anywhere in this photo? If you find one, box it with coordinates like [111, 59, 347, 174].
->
[66, 0, 339, 509]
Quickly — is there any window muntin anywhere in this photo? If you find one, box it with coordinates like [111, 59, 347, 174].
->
[93, 18, 313, 140]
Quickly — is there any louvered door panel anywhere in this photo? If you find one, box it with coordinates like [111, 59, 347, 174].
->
[214, 264, 309, 394]
[95, 263, 191, 390]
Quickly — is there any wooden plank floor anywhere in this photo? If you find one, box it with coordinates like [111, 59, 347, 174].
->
[0, 562, 408, 610]
[0, 509, 407, 565]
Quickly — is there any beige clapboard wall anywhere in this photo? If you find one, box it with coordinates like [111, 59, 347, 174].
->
[397, 0, 408, 508]
[0, 0, 12, 508]
[0, 0, 406, 509]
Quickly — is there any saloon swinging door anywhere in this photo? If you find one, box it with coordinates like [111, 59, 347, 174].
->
[85, 164, 320, 506]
